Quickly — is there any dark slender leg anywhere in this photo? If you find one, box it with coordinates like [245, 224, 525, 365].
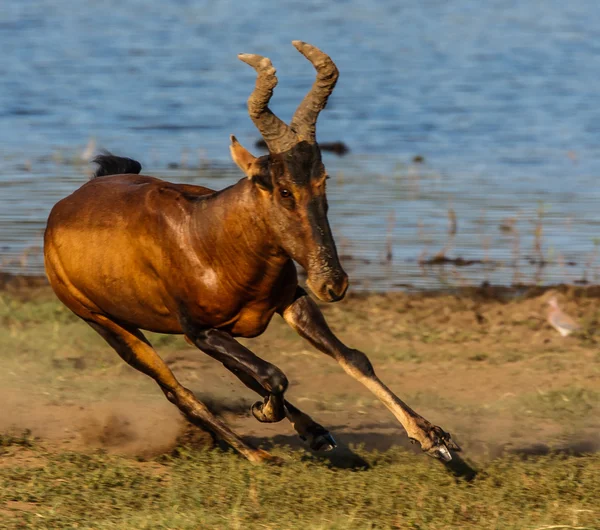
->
[280, 290, 460, 462]
[188, 328, 288, 423]
[86, 317, 279, 464]
[185, 328, 335, 450]
[225, 364, 336, 451]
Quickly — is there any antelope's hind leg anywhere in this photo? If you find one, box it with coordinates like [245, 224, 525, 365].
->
[284, 400, 336, 452]
[86, 316, 280, 464]
[188, 329, 336, 451]
[188, 329, 287, 424]
[226, 364, 336, 452]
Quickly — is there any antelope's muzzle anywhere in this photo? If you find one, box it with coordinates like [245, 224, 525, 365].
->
[307, 268, 349, 302]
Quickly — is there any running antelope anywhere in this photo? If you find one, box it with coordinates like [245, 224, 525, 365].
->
[44, 41, 459, 463]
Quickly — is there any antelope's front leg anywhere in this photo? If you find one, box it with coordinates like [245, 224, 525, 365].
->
[281, 290, 460, 462]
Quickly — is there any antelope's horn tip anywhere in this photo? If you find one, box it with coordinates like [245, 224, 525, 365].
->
[292, 40, 311, 51]
[237, 53, 254, 64]
[238, 53, 274, 71]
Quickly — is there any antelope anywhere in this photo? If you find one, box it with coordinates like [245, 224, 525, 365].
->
[44, 41, 459, 464]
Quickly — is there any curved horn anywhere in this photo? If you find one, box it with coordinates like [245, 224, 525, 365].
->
[290, 41, 339, 143]
[238, 53, 297, 153]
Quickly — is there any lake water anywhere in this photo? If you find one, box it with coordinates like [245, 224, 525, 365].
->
[2, 0, 600, 290]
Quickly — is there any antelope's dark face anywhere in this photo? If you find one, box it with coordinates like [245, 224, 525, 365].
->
[233, 41, 348, 302]
[231, 138, 348, 302]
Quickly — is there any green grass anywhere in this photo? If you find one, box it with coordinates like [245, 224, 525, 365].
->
[2, 288, 600, 529]
[1, 442, 599, 529]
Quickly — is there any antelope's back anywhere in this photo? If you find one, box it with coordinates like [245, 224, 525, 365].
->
[45, 172, 215, 247]
[44, 170, 215, 330]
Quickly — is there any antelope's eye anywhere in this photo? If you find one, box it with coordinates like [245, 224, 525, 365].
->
[280, 188, 291, 198]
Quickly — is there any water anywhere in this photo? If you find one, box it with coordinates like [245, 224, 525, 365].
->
[2, 0, 600, 290]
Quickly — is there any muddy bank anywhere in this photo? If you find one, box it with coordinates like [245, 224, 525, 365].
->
[0, 272, 49, 292]
[5, 271, 600, 301]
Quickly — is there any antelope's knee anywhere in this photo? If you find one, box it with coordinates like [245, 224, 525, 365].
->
[263, 365, 288, 395]
[342, 348, 375, 378]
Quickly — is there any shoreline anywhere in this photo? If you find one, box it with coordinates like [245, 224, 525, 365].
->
[3, 271, 600, 300]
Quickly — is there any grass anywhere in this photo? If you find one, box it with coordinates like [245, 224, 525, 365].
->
[2, 285, 600, 528]
[1, 442, 599, 529]
[0, 290, 187, 397]
[516, 387, 600, 422]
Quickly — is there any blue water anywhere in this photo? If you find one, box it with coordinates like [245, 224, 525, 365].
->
[2, 0, 600, 289]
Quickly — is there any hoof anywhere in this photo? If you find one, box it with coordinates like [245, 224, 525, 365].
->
[251, 401, 268, 422]
[428, 444, 453, 462]
[298, 424, 337, 452]
[309, 432, 337, 452]
[251, 400, 284, 423]
[410, 425, 461, 463]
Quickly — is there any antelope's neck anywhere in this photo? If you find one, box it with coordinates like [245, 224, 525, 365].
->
[189, 179, 289, 288]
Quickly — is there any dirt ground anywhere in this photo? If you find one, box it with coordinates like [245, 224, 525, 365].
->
[1, 275, 599, 466]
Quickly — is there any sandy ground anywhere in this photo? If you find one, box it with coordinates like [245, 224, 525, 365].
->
[1, 278, 600, 467]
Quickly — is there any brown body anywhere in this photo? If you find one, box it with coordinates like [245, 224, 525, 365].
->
[46, 175, 297, 338]
[44, 42, 459, 465]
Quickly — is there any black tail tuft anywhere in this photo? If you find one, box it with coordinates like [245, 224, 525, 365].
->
[92, 152, 142, 178]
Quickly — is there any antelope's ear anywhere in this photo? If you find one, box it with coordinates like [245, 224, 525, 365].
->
[230, 135, 260, 179]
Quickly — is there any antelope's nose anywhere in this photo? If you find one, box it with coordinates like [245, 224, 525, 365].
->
[325, 272, 349, 302]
